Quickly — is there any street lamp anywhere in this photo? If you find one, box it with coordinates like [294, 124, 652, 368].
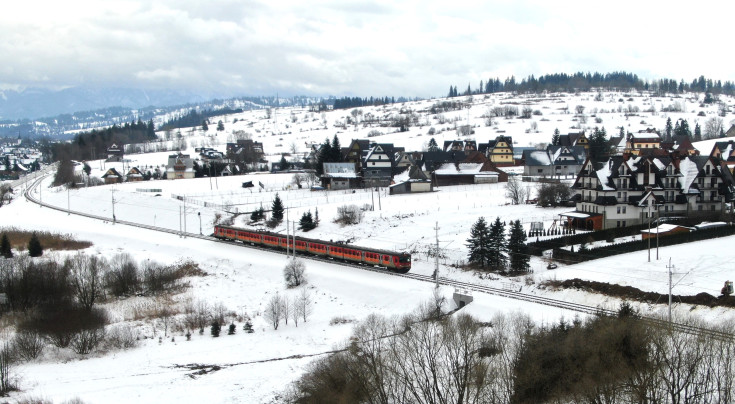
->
[198, 212, 202, 235]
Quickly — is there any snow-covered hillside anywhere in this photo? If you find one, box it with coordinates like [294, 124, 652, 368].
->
[3, 90, 735, 402]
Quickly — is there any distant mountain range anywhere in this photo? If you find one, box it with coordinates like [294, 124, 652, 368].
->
[0, 87, 326, 140]
[0, 87, 215, 121]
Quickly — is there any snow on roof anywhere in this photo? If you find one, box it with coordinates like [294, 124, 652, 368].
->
[640, 224, 688, 234]
[595, 162, 614, 190]
[560, 211, 590, 218]
[393, 167, 410, 183]
[679, 157, 700, 193]
[434, 162, 484, 175]
[551, 147, 562, 163]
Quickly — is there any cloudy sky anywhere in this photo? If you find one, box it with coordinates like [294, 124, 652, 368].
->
[2, 0, 734, 98]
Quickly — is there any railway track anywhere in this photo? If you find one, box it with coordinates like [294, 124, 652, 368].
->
[23, 174, 734, 340]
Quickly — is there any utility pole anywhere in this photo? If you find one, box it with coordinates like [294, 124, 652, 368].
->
[647, 202, 651, 262]
[183, 198, 187, 237]
[67, 187, 70, 215]
[434, 221, 440, 289]
[111, 188, 116, 224]
[286, 208, 290, 256]
[198, 212, 202, 235]
[668, 258, 674, 323]
[179, 206, 182, 238]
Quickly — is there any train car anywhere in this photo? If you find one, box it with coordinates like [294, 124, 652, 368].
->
[213, 224, 411, 273]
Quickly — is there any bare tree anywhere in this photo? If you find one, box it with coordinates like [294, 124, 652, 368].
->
[66, 252, 107, 311]
[705, 117, 724, 139]
[0, 342, 15, 395]
[292, 173, 307, 189]
[296, 287, 313, 323]
[284, 259, 307, 288]
[505, 176, 528, 205]
[291, 296, 300, 327]
[264, 293, 283, 330]
[282, 296, 291, 326]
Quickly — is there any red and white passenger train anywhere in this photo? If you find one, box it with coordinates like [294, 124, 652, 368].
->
[213, 224, 412, 273]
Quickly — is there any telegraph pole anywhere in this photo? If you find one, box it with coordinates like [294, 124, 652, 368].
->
[434, 221, 440, 289]
[668, 258, 674, 323]
[111, 188, 116, 224]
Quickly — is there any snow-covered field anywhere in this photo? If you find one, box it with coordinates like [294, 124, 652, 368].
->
[3, 90, 735, 402]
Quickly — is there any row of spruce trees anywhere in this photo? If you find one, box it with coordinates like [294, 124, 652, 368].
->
[466, 217, 529, 273]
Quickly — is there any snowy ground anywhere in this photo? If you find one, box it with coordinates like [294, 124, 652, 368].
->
[3, 90, 735, 402]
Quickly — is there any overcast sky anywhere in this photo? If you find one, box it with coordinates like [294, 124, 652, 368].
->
[2, 0, 734, 98]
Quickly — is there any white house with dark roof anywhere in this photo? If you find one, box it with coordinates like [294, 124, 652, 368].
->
[562, 152, 735, 230]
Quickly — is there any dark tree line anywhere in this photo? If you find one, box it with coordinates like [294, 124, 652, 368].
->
[50, 119, 156, 162]
[448, 71, 735, 97]
[158, 107, 243, 131]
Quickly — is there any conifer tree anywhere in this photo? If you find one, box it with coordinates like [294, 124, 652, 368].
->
[271, 193, 284, 223]
[315, 137, 332, 175]
[0, 233, 12, 259]
[330, 135, 342, 162]
[551, 128, 561, 146]
[427, 137, 440, 152]
[665, 117, 673, 140]
[694, 122, 702, 141]
[508, 220, 529, 273]
[466, 217, 491, 269]
[299, 211, 316, 231]
[488, 217, 508, 271]
[27, 232, 43, 257]
[202, 120, 209, 131]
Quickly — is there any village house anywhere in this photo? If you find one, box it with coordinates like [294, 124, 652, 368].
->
[478, 135, 514, 166]
[126, 167, 144, 182]
[522, 145, 587, 178]
[166, 153, 195, 180]
[101, 167, 123, 184]
[320, 162, 361, 190]
[562, 152, 735, 230]
[389, 165, 432, 195]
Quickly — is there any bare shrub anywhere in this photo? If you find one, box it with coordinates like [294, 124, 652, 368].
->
[65, 252, 107, 310]
[183, 300, 211, 332]
[329, 316, 355, 325]
[12, 330, 45, 361]
[0, 256, 73, 311]
[105, 253, 140, 297]
[295, 287, 313, 323]
[334, 205, 364, 225]
[69, 308, 108, 355]
[105, 324, 139, 350]
[21, 305, 109, 351]
[283, 259, 307, 288]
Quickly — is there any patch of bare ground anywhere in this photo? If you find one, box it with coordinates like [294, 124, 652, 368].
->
[541, 278, 735, 308]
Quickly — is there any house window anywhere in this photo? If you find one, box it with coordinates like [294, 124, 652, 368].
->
[711, 205, 716, 211]
[622, 206, 626, 214]
[617, 221, 621, 227]
[537, 169, 543, 173]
